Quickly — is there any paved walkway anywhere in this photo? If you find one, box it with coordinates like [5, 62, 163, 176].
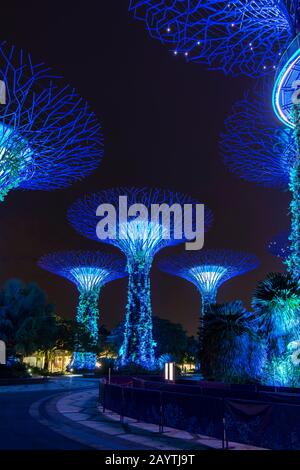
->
[31, 388, 209, 450]
[48, 388, 266, 451]
[0, 376, 98, 393]
[0, 377, 266, 450]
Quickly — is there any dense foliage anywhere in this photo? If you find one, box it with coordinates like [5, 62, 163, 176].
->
[252, 273, 300, 356]
[252, 273, 300, 386]
[0, 279, 97, 371]
[107, 316, 197, 368]
[200, 301, 266, 383]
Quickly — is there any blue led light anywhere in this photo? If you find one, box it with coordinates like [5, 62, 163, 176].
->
[70, 267, 109, 291]
[38, 251, 126, 370]
[129, 0, 296, 77]
[272, 34, 300, 128]
[268, 231, 290, 260]
[68, 187, 213, 369]
[159, 249, 259, 318]
[72, 352, 97, 371]
[221, 86, 297, 189]
[0, 41, 103, 200]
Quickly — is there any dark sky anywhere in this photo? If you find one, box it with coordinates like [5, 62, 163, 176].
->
[0, 1, 288, 336]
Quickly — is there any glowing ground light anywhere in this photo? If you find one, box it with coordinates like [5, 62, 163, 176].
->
[272, 34, 300, 128]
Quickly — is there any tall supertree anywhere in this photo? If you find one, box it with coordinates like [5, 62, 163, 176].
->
[129, 0, 299, 77]
[268, 230, 290, 260]
[159, 249, 259, 321]
[0, 41, 103, 201]
[38, 251, 126, 370]
[68, 187, 213, 369]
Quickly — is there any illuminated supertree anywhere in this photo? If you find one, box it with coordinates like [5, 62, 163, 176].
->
[0, 42, 103, 201]
[129, 0, 298, 77]
[272, 34, 300, 279]
[38, 251, 126, 370]
[221, 85, 300, 276]
[159, 249, 259, 321]
[268, 230, 290, 260]
[68, 187, 213, 369]
[221, 87, 296, 189]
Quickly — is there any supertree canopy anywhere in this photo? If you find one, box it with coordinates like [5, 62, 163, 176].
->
[129, 0, 298, 77]
[268, 230, 290, 260]
[221, 84, 300, 277]
[0, 42, 103, 201]
[221, 87, 296, 189]
[159, 249, 259, 320]
[38, 251, 126, 370]
[68, 187, 213, 369]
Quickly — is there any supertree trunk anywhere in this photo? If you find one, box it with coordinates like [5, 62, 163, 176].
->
[286, 105, 300, 279]
[73, 288, 100, 370]
[198, 290, 217, 353]
[119, 258, 156, 369]
[201, 290, 217, 319]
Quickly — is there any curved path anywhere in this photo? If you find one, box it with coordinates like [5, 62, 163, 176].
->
[0, 377, 262, 451]
[0, 377, 206, 450]
[0, 377, 98, 449]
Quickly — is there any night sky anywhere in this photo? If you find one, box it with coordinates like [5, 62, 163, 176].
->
[0, 1, 288, 335]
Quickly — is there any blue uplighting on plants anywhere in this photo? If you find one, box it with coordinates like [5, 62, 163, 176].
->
[0, 41, 103, 200]
[68, 187, 213, 369]
[38, 251, 126, 370]
[129, 0, 297, 77]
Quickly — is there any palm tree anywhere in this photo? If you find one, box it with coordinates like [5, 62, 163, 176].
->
[200, 301, 266, 383]
[252, 273, 300, 356]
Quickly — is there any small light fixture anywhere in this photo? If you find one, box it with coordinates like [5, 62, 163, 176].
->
[164, 362, 175, 382]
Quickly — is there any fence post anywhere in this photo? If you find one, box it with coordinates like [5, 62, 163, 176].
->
[159, 391, 164, 433]
[222, 399, 229, 450]
[120, 386, 125, 424]
[102, 381, 107, 413]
